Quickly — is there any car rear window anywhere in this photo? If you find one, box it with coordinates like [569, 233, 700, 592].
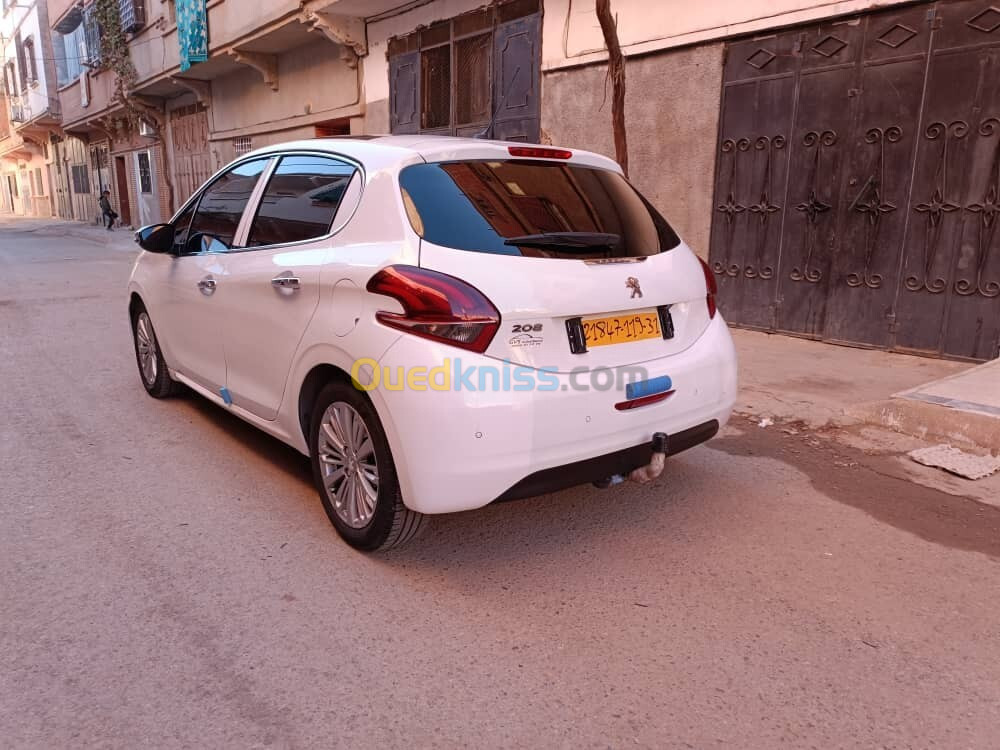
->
[398, 160, 680, 259]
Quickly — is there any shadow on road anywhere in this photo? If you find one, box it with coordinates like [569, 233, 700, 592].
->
[170, 386, 705, 568]
[713, 417, 1000, 560]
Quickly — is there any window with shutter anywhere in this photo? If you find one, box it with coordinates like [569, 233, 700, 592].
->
[389, 53, 420, 135]
[14, 32, 26, 91]
[386, 0, 540, 141]
[23, 38, 37, 85]
[71, 165, 91, 194]
[490, 14, 541, 142]
[3, 62, 17, 97]
[83, 5, 102, 66]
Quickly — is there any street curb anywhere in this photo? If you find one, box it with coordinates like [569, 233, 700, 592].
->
[847, 398, 1000, 456]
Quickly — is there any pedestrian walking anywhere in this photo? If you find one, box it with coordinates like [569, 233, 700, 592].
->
[99, 190, 118, 231]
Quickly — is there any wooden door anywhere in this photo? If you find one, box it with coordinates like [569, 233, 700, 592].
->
[115, 156, 132, 227]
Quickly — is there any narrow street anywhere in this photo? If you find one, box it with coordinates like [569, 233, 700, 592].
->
[2, 219, 999, 748]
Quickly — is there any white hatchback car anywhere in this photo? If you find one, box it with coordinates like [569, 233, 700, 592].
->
[129, 136, 737, 550]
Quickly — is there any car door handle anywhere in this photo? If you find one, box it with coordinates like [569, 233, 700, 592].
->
[197, 276, 216, 296]
[271, 274, 301, 291]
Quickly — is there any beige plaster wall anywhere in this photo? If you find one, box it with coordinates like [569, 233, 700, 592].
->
[209, 39, 360, 136]
[541, 43, 725, 258]
[542, 0, 917, 70]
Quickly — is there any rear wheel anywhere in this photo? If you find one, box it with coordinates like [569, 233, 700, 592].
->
[131, 306, 180, 398]
[309, 381, 424, 551]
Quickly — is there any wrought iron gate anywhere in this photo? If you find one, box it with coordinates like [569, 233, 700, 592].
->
[710, 0, 1000, 360]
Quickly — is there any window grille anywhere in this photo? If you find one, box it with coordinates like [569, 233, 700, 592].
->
[118, 0, 146, 34]
[234, 136, 253, 156]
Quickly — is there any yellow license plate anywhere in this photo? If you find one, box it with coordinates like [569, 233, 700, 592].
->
[582, 311, 662, 347]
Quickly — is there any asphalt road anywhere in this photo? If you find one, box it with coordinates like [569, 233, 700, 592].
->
[2, 221, 999, 749]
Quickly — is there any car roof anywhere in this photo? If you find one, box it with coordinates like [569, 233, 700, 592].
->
[245, 135, 623, 174]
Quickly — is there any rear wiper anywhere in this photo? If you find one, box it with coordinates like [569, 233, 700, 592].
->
[504, 232, 621, 250]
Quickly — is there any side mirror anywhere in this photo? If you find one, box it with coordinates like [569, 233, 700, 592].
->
[135, 223, 175, 253]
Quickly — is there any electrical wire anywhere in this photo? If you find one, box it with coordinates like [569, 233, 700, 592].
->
[1, 32, 171, 65]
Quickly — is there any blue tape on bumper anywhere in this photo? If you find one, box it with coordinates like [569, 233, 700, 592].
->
[220, 387, 233, 406]
[626, 375, 673, 400]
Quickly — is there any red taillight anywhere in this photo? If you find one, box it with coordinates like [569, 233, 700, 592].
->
[508, 146, 572, 160]
[698, 257, 718, 319]
[366, 265, 500, 353]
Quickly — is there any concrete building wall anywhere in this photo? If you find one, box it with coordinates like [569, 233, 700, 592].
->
[541, 0, 916, 69]
[46, 0, 78, 24]
[0, 0, 60, 218]
[209, 39, 360, 137]
[10, 4, 54, 122]
[58, 74, 117, 129]
[541, 43, 725, 259]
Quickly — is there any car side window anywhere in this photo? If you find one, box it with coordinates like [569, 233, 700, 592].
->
[185, 158, 271, 253]
[246, 155, 357, 247]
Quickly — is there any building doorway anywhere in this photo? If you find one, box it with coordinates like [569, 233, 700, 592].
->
[133, 149, 160, 226]
[114, 155, 132, 227]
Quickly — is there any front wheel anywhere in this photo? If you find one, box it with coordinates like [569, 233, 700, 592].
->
[309, 381, 425, 551]
[131, 307, 180, 398]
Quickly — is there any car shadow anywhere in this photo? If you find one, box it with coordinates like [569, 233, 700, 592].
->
[381, 466, 706, 574]
[177, 391, 314, 490]
[171, 389, 711, 570]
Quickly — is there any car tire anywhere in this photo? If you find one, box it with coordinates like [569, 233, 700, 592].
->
[309, 381, 425, 551]
[131, 305, 181, 399]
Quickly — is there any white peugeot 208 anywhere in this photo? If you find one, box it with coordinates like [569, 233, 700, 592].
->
[128, 136, 738, 551]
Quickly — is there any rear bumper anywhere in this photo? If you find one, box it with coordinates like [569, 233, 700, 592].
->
[368, 314, 737, 514]
[494, 420, 719, 502]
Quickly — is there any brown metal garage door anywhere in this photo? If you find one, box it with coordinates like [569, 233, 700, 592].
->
[709, 0, 1000, 361]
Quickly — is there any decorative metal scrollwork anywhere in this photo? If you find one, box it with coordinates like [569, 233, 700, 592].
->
[714, 137, 750, 277]
[847, 126, 901, 288]
[958, 117, 1000, 298]
[791, 130, 836, 283]
[744, 134, 785, 279]
[907, 120, 967, 293]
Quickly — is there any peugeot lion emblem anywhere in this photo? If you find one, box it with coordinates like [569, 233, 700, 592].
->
[626, 277, 642, 299]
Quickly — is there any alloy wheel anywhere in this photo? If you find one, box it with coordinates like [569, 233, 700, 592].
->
[318, 402, 380, 529]
[135, 312, 158, 385]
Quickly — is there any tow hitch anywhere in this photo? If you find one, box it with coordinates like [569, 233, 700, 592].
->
[593, 432, 669, 488]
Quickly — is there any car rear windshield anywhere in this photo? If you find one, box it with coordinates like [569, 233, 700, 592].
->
[398, 160, 680, 259]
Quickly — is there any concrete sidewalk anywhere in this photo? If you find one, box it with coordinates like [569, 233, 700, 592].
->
[732, 328, 1000, 507]
[733, 329, 964, 425]
[733, 328, 998, 454]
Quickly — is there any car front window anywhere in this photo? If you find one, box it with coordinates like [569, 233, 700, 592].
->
[184, 158, 271, 252]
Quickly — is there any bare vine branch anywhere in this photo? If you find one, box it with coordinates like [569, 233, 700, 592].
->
[596, 0, 628, 178]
